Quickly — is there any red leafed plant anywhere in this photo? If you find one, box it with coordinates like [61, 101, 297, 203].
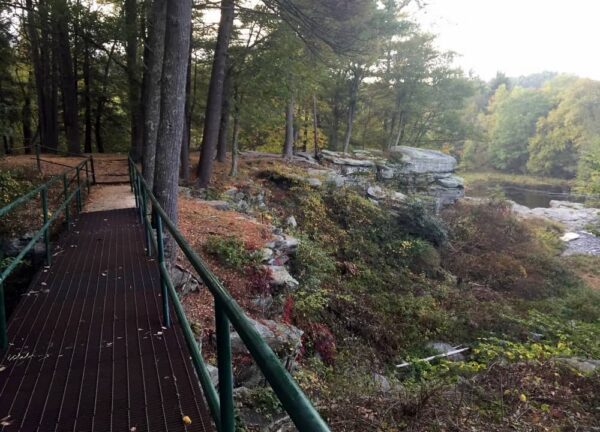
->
[303, 323, 337, 366]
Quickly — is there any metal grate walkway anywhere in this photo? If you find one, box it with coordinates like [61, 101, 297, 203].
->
[0, 208, 213, 431]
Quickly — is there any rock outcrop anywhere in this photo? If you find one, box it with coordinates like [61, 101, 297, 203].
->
[318, 146, 464, 208]
[510, 200, 600, 256]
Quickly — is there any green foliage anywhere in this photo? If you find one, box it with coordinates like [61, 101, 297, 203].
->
[487, 86, 553, 172]
[204, 235, 258, 271]
[0, 169, 34, 206]
[442, 200, 578, 298]
[394, 199, 448, 247]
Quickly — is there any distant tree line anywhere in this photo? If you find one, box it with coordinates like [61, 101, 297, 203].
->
[461, 72, 600, 193]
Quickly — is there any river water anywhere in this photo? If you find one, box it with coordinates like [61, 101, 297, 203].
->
[468, 183, 585, 208]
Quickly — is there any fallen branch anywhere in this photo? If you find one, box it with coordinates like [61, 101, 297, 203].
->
[396, 347, 470, 368]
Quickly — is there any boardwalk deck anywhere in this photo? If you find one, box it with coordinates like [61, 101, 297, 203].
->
[0, 208, 213, 432]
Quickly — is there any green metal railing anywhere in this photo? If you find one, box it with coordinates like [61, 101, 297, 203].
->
[0, 156, 94, 351]
[128, 157, 330, 432]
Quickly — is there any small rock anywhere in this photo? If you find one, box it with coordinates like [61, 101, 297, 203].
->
[372, 373, 391, 393]
[561, 232, 581, 242]
[286, 215, 297, 228]
[556, 357, 600, 374]
[230, 317, 303, 356]
[392, 192, 407, 202]
[307, 178, 322, 187]
[325, 173, 346, 188]
[265, 265, 299, 291]
[206, 364, 219, 387]
[426, 342, 466, 361]
[376, 164, 395, 180]
[367, 185, 386, 199]
[437, 175, 464, 189]
[223, 187, 239, 197]
[258, 248, 274, 262]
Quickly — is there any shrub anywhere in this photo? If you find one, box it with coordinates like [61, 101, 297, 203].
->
[204, 235, 258, 270]
[441, 200, 579, 298]
[394, 198, 448, 246]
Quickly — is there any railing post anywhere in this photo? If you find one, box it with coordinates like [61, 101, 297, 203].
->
[132, 166, 139, 210]
[0, 282, 7, 351]
[141, 188, 151, 256]
[156, 214, 171, 328]
[41, 187, 51, 265]
[90, 155, 96, 185]
[63, 174, 70, 231]
[76, 166, 82, 212]
[128, 159, 134, 192]
[216, 301, 235, 432]
[84, 160, 90, 195]
[136, 176, 143, 223]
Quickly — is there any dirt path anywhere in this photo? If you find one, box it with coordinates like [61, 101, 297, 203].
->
[83, 184, 135, 212]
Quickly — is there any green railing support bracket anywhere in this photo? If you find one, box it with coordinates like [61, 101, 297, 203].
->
[216, 302, 235, 432]
[155, 214, 171, 328]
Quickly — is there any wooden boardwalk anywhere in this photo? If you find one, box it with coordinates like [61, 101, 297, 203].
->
[0, 208, 213, 432]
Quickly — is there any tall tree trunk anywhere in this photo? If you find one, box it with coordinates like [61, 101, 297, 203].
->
[330, 91, 339, 151]
[216, 66, 232, 163]
[229, 88, 241, 177]
[153, 0, 192, 256]
[3, 136, 10, 155]
[94, 42, 116, 153]
[302, 107, 308, 152]
[283, 95, 294, 159]
[180, 38, 192, 183]
[342, 102, 355, 154]
[196, 0, 235, 188]
[125, 0, 142, 160]
[312, 94, 319, 158]
[27, 0, 58, 153]
[53, 0, 80, 154]
[342, 68, 362, 154]
[141, 0, 166, 189]
[22, 72, 32, 154]
[83, 37, 92, 153]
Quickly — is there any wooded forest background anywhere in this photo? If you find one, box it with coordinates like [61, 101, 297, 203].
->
[1, 0, 599, 196]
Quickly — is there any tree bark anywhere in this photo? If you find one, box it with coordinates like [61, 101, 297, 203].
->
[342, 70, 361, 154]
[22, 72, 32, 154]
[283, 95, 294, 159]
[83, 37, 92, 153]
[216, 66, 232, 163]
[53, 0, 80, 154]
[125, 0, 143, 160]
[196, 0, 235, 188]
[229, 88, 241, 177]
[94, 42, 116, 153]
[141, 0, 167, 189]
[180, 38, 192, 183]
[153, 0, 192, 256]
[27, 0, 58, 153]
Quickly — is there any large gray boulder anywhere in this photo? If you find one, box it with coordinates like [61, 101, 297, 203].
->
[389, 146, 457, 174]
[230, 317, 303, 356]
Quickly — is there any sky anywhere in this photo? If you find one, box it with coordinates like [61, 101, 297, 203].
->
[413, 0, 600, 80]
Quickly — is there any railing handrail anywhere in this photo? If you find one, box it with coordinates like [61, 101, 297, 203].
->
[0, 156, 94, 351]
[128, 157, 330, 432]
[0, 158, 90, 218]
